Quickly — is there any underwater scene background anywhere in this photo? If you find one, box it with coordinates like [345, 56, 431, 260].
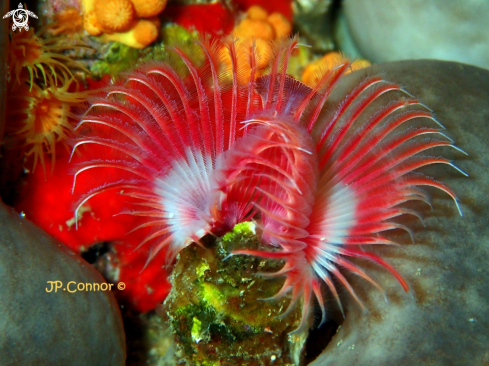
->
[0, 0, 488, 365]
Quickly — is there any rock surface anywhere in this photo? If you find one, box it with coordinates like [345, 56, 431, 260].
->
[164, 223, 305, 366]
[341, 0, 489, 70]
[311, 60, 489, 365]
[0, 202, 126, 366]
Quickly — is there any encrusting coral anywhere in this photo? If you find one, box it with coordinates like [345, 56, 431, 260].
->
[71, 34, 465, 343]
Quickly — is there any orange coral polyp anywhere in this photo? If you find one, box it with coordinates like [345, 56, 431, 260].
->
[234, 6, 292, 40]
[6, 76, 88, 175]
[9, 30, 44, 83]
[235, 18, 275, 40]
[51, 7, 84, 35]
[94, 0, 135, 33]
[31, 94, 64, 135]
[246, 5, 268, 20]
[267, 12, 292, 39]
[131, 0, 167, 18]
[223, 6, 292, 85]
[8, 28, 87, 89]
[84, 10, 103, 36]
[133, 19, 159, 46]
[13, 39, 43, 64]
[302, 52, 372, 87]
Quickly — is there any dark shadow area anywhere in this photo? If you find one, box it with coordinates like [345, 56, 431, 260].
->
[81, 241, 110, 264]
[304, 319, 339, 364]
[122, 308, 152, 366]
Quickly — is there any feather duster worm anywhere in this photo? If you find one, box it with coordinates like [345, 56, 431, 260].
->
[72, 36, 465, 333]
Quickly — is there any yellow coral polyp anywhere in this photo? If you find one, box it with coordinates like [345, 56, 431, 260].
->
[302, 52, 372, 87]
[8, 28, 87, 89]
[100, 18, 160, 49]
[6, 76, 89, 175]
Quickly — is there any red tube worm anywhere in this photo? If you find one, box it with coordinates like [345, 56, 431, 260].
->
[72, 36, 466, 333]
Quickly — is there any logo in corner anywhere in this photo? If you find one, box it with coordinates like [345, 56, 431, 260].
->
[3, 3, 38, 32]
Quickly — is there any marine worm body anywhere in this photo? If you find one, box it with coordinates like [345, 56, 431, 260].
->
[73, 36, 465, 333]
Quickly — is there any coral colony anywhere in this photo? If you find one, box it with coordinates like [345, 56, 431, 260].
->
[72, 35, 465, 340]
[81, 0, 167, 48]
[4, 27, 88, 176]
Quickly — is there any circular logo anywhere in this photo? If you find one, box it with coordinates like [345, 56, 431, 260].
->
[3, 3, 38, 32]
[117, 282, 126, 290]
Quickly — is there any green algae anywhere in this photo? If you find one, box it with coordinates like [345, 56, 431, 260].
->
[90, 42, 142, 79]
[163, 222, 306, 366]
[89, 24, 198, 79]
[191, 316, 203, 343]
[160, 23, 199, 48]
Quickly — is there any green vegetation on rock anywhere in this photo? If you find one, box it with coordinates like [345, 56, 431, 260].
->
[163, 222, 306, 365]
[89, 24, 198, 79]
[90, 42, 142, 79]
